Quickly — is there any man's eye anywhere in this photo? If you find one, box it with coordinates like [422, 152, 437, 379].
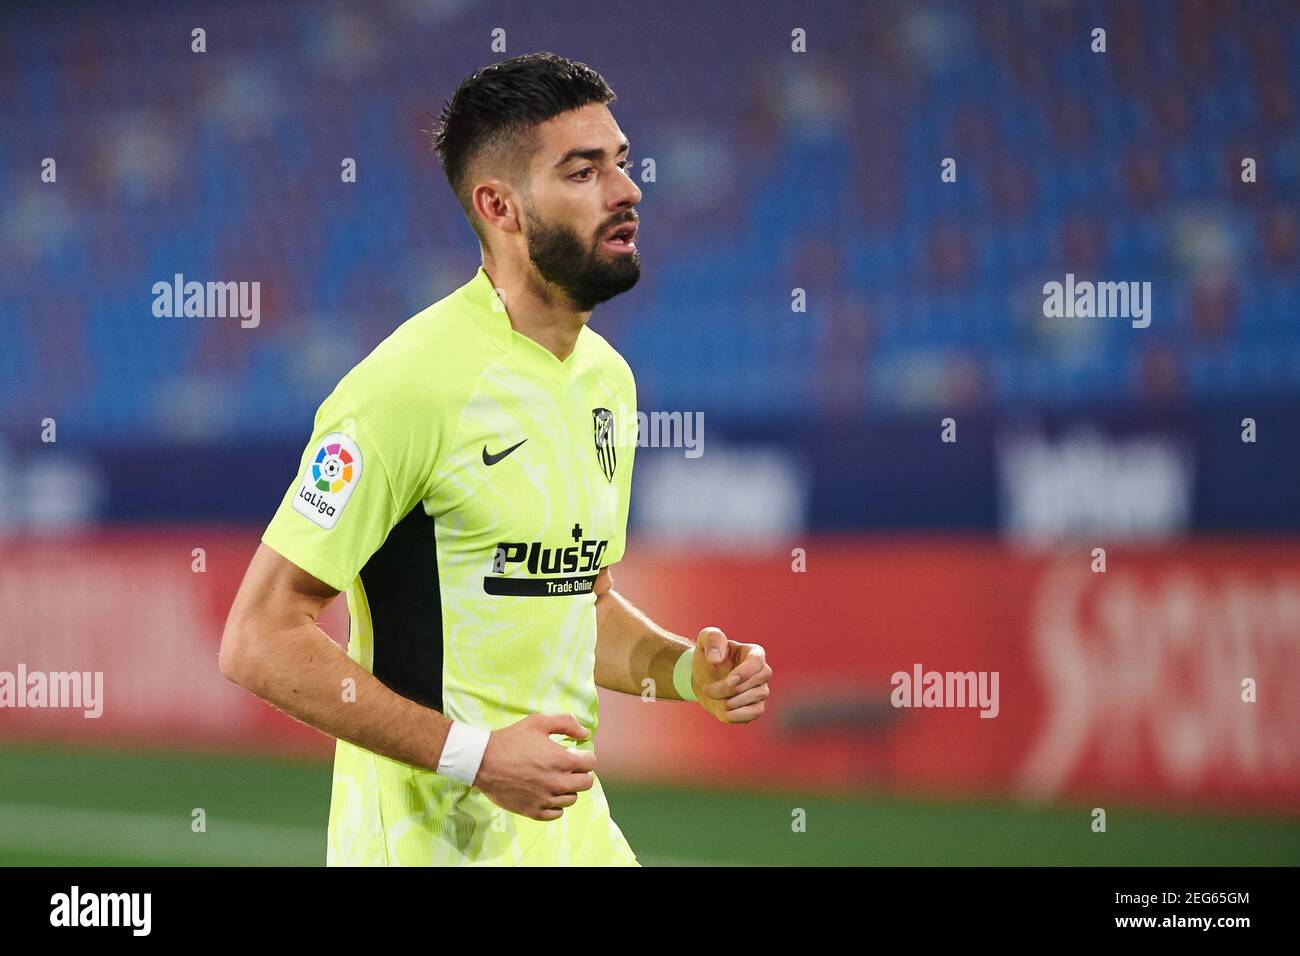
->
[572, 167, 594, 181]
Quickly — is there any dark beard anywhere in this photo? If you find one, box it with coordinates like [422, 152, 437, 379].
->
[524, 209, 641, 311]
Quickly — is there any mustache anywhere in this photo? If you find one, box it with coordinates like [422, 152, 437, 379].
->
[597, 215, 638, 238]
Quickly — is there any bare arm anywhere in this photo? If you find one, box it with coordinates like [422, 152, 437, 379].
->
[219, 543, 453, 770]
[220, 543, 598, 820]
[592, 566, 694, 699]
[593, 566, 774, 722]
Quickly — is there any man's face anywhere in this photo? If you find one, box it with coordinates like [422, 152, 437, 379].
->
[520, 103, 642, 311]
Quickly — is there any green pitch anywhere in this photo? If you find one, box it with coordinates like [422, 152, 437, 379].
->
[0, 743, 1296, 866]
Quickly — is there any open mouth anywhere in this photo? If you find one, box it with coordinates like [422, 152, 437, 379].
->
[601, 223, 638, 253]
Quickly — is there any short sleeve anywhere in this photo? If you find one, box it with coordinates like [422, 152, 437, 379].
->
[261, 374, 432, 591]
[598, 368, 637, 569]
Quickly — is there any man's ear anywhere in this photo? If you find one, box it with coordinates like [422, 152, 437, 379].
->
[471, 179, 520, 236]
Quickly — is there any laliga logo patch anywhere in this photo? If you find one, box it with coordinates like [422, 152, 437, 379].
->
[292, 432, 363, 529]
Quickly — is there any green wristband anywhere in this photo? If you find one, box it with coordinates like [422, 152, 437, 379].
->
[672, 646, 698, 701]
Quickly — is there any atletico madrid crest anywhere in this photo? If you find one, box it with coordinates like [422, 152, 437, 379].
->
[592, 407, 616, 482]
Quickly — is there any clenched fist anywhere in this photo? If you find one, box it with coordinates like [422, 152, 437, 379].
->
[690, 627, 772, 724]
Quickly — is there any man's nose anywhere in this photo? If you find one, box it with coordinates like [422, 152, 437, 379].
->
[612, 169, 642, 208]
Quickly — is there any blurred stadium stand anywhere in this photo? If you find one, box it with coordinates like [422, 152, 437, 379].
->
[2, 0, 1297, 433]
[3, 0, 1298, 537]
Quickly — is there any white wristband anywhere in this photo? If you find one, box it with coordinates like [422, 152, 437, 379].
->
[436, 721, 491, 786]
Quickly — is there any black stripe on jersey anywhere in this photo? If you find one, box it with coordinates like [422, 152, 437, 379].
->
[483, 573, 598, 596]
[359, 505, 443, 711]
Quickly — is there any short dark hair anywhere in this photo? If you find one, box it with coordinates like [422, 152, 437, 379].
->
[431, 52, 616, 245]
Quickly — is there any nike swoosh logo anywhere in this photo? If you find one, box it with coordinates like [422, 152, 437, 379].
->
[482, 439, 527, 466]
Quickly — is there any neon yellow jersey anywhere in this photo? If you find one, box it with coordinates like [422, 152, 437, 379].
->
[261, 266, 639, 866]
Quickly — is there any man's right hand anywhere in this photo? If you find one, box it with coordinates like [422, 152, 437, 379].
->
[472, 713, 596, 821]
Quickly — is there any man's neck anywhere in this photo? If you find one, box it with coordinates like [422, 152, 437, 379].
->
[481, 258, 589, 362]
